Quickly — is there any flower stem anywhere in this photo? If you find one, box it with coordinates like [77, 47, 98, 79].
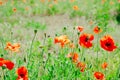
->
[81, 47, 84, 61]
[0, 37, 5, 55]
[96, 35, 99, 69]
[29, 31, 37, 55]
[2, 68, 5, 80]
[105, 51, 109, 76]
[27, 30, 37, 67]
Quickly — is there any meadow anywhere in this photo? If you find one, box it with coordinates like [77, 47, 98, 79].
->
[0, 0, 120, 80]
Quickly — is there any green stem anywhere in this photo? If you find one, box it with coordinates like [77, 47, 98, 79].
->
[44, 53, 50, 69]
[96, 35, 99, 69]
[81, 47, 84, 61]
[37, 33, 46, 77]
[41, 33, 46, 61]
[0, 37, 5, 56]
[10, 32, 13, 42]
[29, 33, 37, 55]
[27, 31, 37, 67]
[105, 51, 109, 76]
[2, 68, 5, 80]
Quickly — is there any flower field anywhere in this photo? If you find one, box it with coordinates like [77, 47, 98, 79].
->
[0, 0, 120, 80]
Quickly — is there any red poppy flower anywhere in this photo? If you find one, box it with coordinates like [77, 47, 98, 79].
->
[3, 60, 14, 70]
[77, 62, 86, 72]
[0, 58, 4, 66]
[77, 26, 84, 32]
[0, 58, 14, 70]
[94, 72, 104, 80]
[79, 33, 94, 48]
[102, 62, 108, 69]
[16, 66, 28, 80]
[100, 35, 117, 52]
[93, 26, 102, 34]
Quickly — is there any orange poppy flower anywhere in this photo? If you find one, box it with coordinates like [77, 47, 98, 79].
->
[66, 53, 72, 58]
[5, 42, 20, 52]
[3, 0, 8, 4]
[54, 0, 58, 4]
[22, 0, 26, 3]
[49, 4, 53, 8]
[67, 53, 79, 62]
[40, 0, 45, 3]
[61, 39, 70, 47]
[3, 60, 14, 70]
[100, 35, 117, 52]
[79, 33, 94, 48]
[93, 26, 102, 34]
[94, 72, 104, 80]
[16, 66, 28, 80]
[77, 26, 84, 32]
[0, 1, 3, 5]
[73, 5, 79, 11]
[54, 37, 60, 43]
[54, 35, 67, 43]
[0, 58, 14, 70]
[118, 0, 120, 3]
[89, 20, 93, 25]
[72, 53, 79, 63]
[110, 1, 114, 5]
[70, 0, 75, 2]
[48, 0, 51, 2]
[25, 7, 29, 11]
[69, 43, 75, 48]
[13, 8, 17, 12]
[102, 62, 108, 69]
[54, 35, 70, 47]
[102, 0, 106, 4]
[77, 61, 86, 72]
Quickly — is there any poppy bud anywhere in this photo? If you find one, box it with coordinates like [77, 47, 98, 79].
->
[44, 33, 46, 37]
[34, 29, 37, 34]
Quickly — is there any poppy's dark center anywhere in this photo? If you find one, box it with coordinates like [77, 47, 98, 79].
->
[85, 37, 89, 42]
[105, 42, 111, 47]
[97, 77, 100, 79]
[97, 27, 100, 30]
[97, 74, 102, 79]
[20, 73, 25, 77]
[12, 46, 15, 49]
